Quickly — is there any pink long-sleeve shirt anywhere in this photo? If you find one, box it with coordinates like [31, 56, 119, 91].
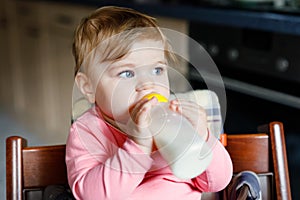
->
[66, 106, 232, 200]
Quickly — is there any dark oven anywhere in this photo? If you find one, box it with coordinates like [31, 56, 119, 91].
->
[188, 21, 300, 199]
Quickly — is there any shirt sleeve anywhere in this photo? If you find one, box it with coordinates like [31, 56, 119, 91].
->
[66, 121, 153, 200]
[192, 134, 233, 193]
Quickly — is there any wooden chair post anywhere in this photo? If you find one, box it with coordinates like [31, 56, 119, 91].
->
[6, 136, 27, 200]
[258, 122, 292, 200]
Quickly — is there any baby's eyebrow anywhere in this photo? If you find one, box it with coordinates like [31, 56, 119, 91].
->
[109, 62, 135, 70]
[156, 60, 167, 65]
[108, 58, 167, 72]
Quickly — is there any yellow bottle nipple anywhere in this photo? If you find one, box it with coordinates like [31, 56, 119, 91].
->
[143, 93, 168, 103]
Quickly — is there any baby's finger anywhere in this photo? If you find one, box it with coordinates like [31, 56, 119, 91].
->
[169, 99, 208, 139]
[170, 99, 205, 115]
[131, 97, 158, 124]
[170, 99, 207, 126]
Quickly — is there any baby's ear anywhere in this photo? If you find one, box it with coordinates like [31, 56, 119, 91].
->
[75, 72, 95, 103]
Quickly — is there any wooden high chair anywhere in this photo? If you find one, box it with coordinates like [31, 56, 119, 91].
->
[6, 121, 292, 200]
[221, 121, 292, 200]
[6, 136, 68, 200]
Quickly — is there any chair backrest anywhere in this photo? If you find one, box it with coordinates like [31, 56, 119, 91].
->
[223, 121, 292, 200]
[6, 136, 67, 200]
[7, 121, 292, 200]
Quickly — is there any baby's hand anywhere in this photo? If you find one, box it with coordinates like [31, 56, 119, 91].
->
[169, 99, 208, 140]
[126, 97, 158, 154]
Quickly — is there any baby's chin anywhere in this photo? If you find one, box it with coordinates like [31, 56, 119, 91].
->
[101, 113, 127, 131]
[98, 108, 124, 122]
[109, 113, 131, 125]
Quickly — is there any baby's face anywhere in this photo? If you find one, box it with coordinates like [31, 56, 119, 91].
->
[93, 39, 170, 123]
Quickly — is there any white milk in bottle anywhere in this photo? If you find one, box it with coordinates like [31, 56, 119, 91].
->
[144, 93, 213, 179]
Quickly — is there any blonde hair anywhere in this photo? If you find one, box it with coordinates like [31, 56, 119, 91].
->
[72, 6, 175, 76]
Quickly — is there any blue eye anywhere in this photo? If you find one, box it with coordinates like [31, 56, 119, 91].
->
[119, 70, 134, 78]
[153, 67, 164, 75]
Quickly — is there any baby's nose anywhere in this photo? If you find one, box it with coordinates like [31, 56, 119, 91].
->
[135, 75, 156, 91]
[134, 68, 158, 91]
[135, 81, 156, 92]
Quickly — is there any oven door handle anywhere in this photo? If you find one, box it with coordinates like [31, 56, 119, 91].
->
[223, 76, 300, 109]
[190, 71, 300, 109]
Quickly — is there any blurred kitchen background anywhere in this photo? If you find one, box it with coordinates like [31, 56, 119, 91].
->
[1, 0, 300, 199]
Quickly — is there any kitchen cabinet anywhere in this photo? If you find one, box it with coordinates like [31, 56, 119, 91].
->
[41, 3, 93, 140]
[2, 1, 93, 142]
[1, 0, 26, 114]
[0, 2, 13, 108]
[14, 2, 46, 131]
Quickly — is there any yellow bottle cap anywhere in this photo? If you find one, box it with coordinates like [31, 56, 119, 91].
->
[143, 93, 168, 103]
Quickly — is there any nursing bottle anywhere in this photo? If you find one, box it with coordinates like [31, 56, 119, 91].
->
[144, 93, 213, 179]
